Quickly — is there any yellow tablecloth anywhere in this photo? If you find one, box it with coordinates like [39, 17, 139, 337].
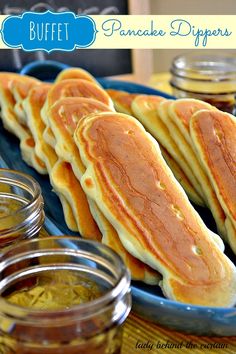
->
[148, 72, 172, 95]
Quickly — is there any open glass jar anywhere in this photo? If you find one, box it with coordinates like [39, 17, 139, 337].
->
[170, 53, 236, 114]
[0, 168, 44, 250]
[0, 236, 131, 354]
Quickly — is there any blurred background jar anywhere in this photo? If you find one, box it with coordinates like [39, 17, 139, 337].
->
[0, 236, 131, 354]
[0, 168, 44, 250]
[170, 53, 236, 114]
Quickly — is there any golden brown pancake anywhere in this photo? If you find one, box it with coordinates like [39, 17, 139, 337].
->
[56, 194, 78, 232]
[20, 137, 47, 175]
[42, 126, 56, 148]
[20, 81, 56, 170]
[106, 88, 126, 99]
[169, 98, 215, 145]
[22, 83, 78, 230]
[160, 147, 204, 206]
[50, 160, 101, 239]
[47, 97, 113, 237]
[23, 83, 52, 171]
[225, 218, 236, 254]
[158, 100, 205, 200]
[55, 67, 98, 84]
[75, 112, 236, 306]
[40, 82, 115, 233]
[0, 73, 46, 172]
[107, 89, 139, 115]
[11, 77, 41, 124]
[0, 72, 31, 138]
[40, 78, 114, 159]
[88, 197, 161, 284]
[162, 99, 227, 237]
[190, 109, 236, 249]
[18, 137, 35, 167]
[48, 97, 113, 179]
[50, 95, 161, 282]
[133, 96, 205, 206]
[41, 78, 114, 125]
[76, 104, 161, 283]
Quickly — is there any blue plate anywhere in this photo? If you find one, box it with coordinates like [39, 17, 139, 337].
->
[0, 60, 235, 336]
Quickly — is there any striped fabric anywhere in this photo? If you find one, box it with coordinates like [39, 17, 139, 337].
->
[122, 313, 236, 354]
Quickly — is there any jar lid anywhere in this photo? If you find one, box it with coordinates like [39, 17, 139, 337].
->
[171, 53, 236, 82]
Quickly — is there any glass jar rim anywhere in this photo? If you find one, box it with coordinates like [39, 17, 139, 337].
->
[0, 168, 42, 221]
[171, 53, 236, 82]
[0, 236, 131, 323]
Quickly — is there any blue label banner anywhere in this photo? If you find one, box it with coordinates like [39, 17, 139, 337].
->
[0, 14, 235, 50]
[1, 11, 97, 52]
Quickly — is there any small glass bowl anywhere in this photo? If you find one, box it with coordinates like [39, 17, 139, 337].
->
[170, 53, 236, 113]
[0, 236, 131, 354]
[0, 168, 44, 250]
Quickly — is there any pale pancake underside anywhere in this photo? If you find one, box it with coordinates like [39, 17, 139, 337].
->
[190, 110, 236, 253]
[0, 75, 47, 174]
[132, 96, 204, 206]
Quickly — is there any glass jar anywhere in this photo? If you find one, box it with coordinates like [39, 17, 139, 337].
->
[0, 236, 131, 354]
[170, 53, 236, 113]
[0, 168, 44, 250]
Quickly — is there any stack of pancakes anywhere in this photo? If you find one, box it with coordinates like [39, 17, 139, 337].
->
[190, 110, 236, 254]
[0, 69, 235, 306]
[74, 111, 236, 306]
[0, 69, 160, 285]
[108, 90, 235, 247]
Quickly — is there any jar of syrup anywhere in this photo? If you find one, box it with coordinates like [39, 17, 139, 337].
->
[170, 53, 236, 114]
[0, 168, 44, 250]
[0, 236, 131, 354]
